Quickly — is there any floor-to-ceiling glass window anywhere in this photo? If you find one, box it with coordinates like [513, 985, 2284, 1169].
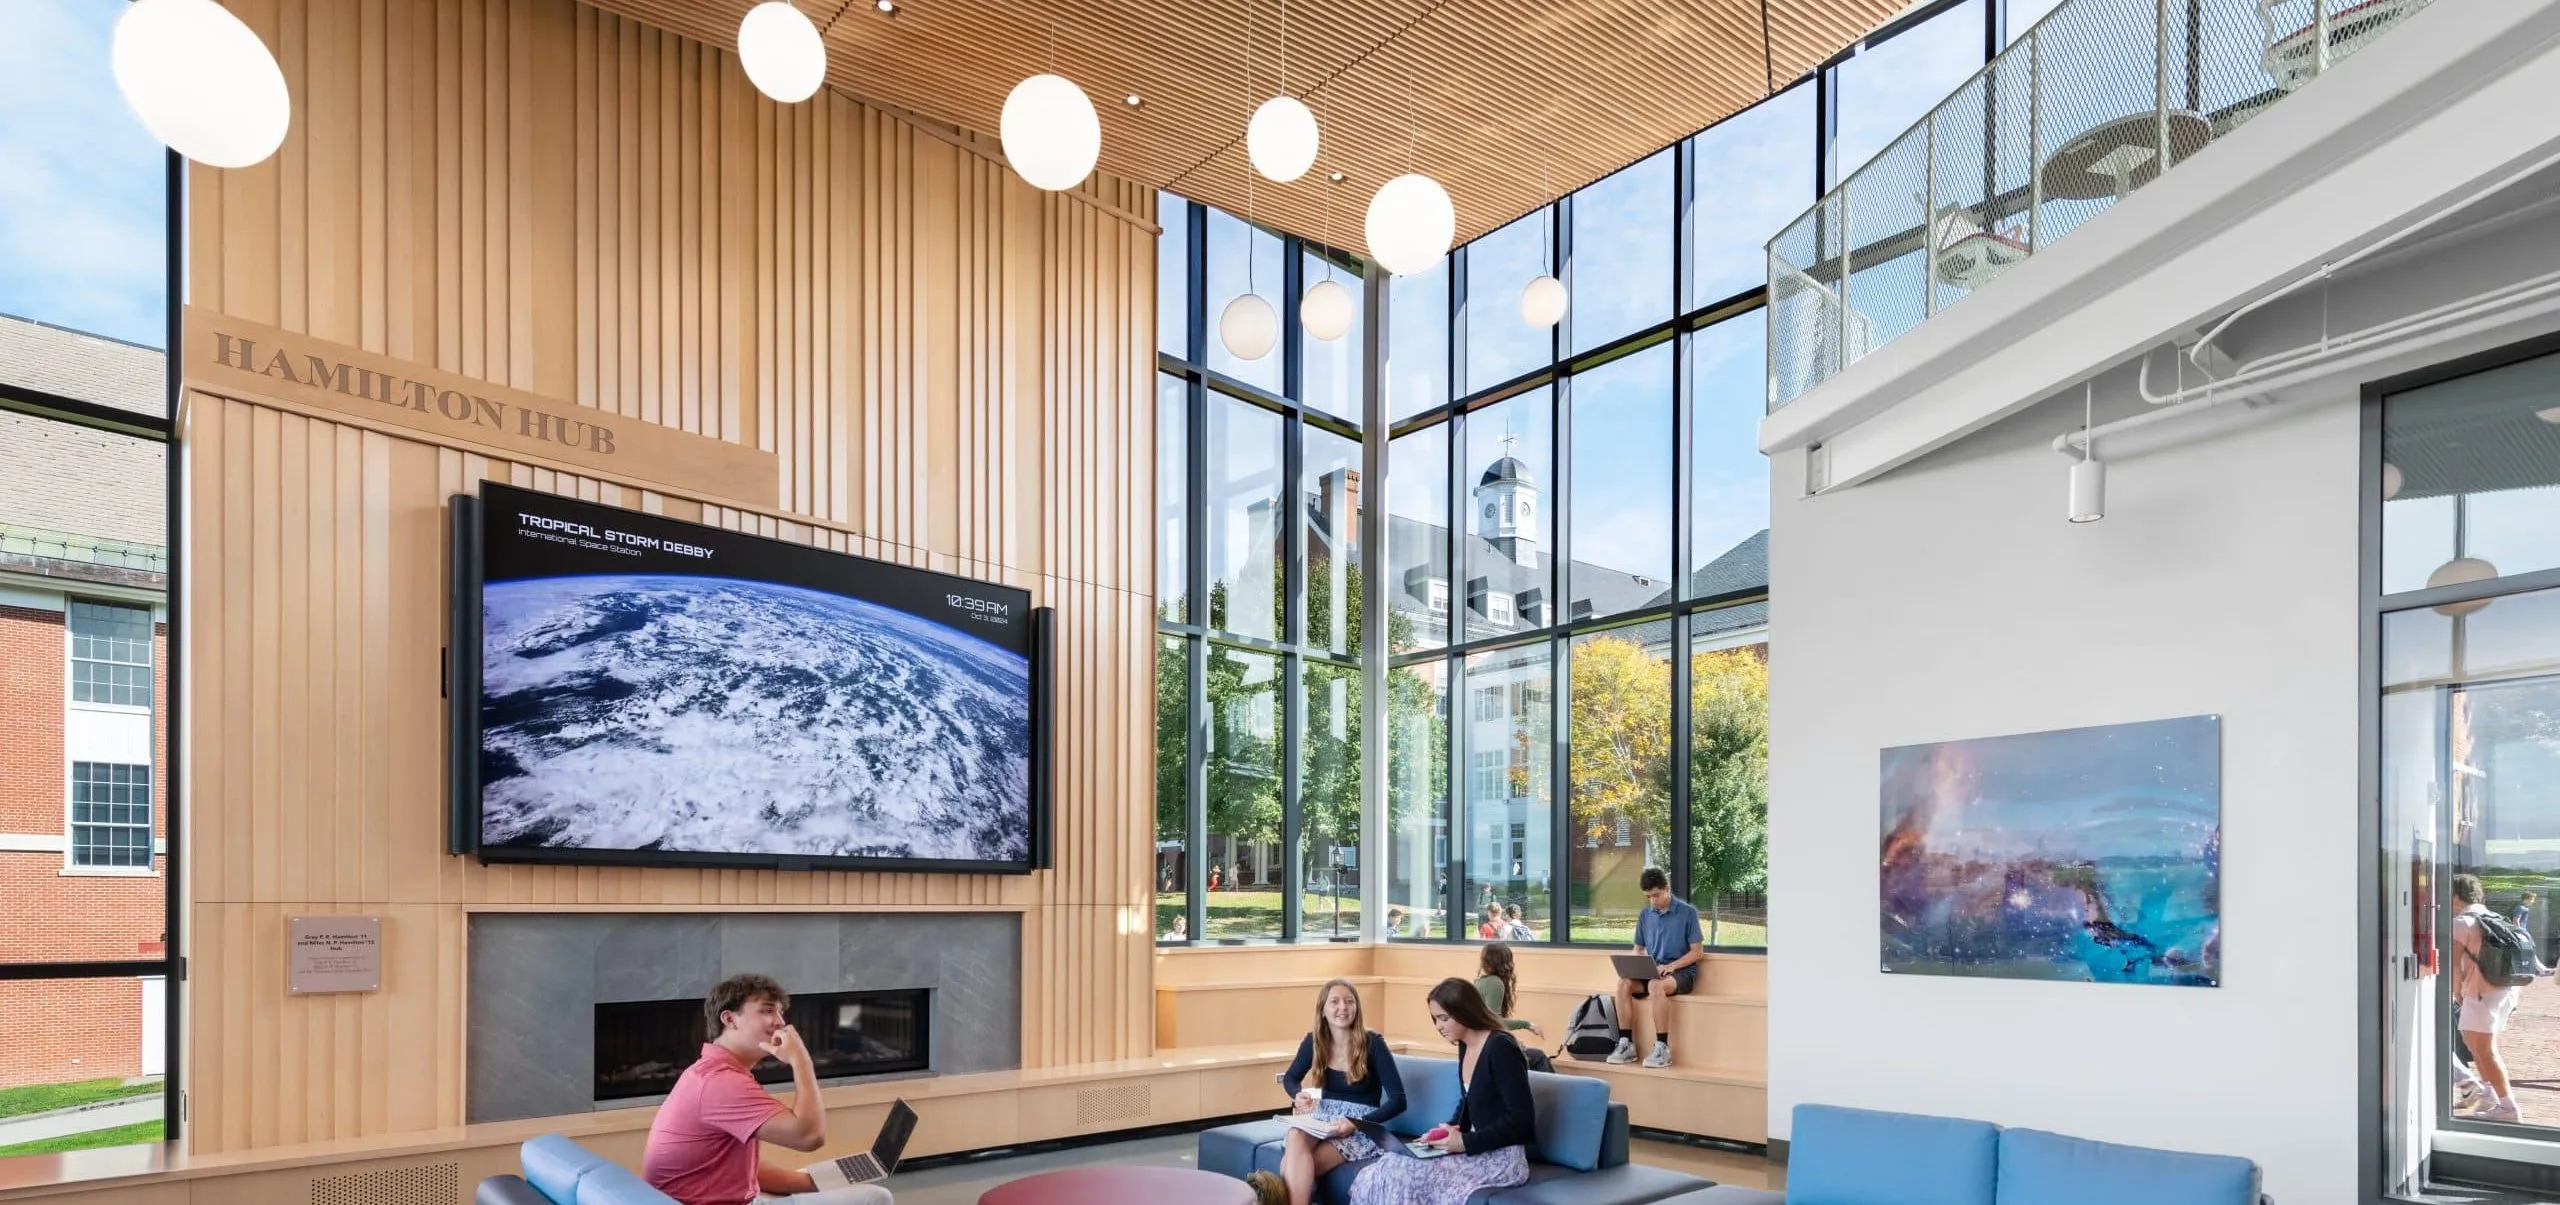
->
[1156, 0, 2024, 948]
[0, 0, 182, 1155]
[1155, 191, 1367, 943]
[2376, 344, 2560, 1199]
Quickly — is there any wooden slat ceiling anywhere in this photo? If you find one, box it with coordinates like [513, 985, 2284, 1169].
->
[580, 0, 1901, 246]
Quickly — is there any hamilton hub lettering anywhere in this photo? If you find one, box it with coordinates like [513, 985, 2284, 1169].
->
[211, 331, 618, 455]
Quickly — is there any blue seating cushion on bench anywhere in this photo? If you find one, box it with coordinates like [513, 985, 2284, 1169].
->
[1658, 1186, 1782, 1204]
[1995, 1128, 2259, 1205]
[1787, 1105, 1997, 1205]
[521, 1134, 610, 1203]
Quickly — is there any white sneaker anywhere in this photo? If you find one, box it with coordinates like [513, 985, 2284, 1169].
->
[2455, 1079, 2487, 1110]
[1643, 1041, 1672, 1068]
[1605, 1037, 1637, 1065]
[2479, 1098, 2522, 1123]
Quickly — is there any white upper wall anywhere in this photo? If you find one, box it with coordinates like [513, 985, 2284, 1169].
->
[1763, 17, 2560, 1203]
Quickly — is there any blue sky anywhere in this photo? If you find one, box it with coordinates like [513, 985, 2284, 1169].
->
[1, 0, 170, 348]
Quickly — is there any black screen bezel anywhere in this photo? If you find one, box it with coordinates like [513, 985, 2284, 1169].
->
[450, 481, 1046, 875]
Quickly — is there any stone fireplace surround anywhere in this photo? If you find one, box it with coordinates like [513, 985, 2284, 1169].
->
[467, 911, 1020, 1124]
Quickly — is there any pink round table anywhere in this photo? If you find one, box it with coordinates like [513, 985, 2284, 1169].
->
[977, 1166, 1255, 1205]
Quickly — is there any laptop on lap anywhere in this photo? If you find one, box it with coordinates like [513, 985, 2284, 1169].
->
[804, 1099, 917, 1190]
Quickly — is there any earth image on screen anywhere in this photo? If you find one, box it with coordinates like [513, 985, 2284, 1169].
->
[479, 573, 1031, 861]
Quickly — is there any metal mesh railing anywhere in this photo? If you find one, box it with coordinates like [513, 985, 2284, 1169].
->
[1766, 0, 2436, 410]
[0, 523, 168, 573]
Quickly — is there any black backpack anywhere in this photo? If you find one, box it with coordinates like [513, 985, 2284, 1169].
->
[2471, 912, 2542, 987]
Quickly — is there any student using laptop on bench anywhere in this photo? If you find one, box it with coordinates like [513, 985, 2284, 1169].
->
[1606, 868, 1704, 1069]
[643, 974, 902, 1205]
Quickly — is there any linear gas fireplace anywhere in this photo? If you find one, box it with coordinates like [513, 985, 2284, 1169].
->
[595, 987, 930, 1101]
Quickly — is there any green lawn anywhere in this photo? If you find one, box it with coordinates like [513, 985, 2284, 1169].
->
[0, 1079, 161, 1122]
[0, 1119, 164, 1158]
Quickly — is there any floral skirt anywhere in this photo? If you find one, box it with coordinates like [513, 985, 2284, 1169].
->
[1311, 1098, 1382, 1162]
[1346, 1143, 1529, 1205]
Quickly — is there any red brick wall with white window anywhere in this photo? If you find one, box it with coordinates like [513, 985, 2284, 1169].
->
[0, 601, 168, 1086]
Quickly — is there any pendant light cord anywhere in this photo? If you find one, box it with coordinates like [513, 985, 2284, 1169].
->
[1278, 0, 1289, 96]
[2082, 382, 2094, 462]
[1242, 0, 1257, 292]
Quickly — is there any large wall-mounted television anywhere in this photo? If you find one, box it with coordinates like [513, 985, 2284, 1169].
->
[446, 482, 1049, 874]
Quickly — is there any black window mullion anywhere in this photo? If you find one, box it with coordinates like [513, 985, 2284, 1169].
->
[1186, 348, 1211, 939]
[1670, 317, 1696, 905]
[1549, 635, 1571, 945]
[1281, 408, 1306, 941]
[1187, 203, 1209, 368]
[1670, 615, 1694, 907]
[1446, 650, 1469, 943]
[1282, 244, 1306, 406]
[1187, 632, 1209, 944]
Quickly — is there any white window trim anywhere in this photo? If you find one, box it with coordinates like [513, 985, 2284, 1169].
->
[1487, 593, 1514, 624]
[63, 762, 159, 876]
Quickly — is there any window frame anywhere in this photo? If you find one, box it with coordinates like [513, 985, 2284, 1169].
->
[1156, 193, 1369, 945]
[66, 761, 154, 874]
[0, 147, 186, 1147]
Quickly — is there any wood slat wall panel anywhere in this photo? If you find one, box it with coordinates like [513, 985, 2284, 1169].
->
[186, 0, 1156, 1155]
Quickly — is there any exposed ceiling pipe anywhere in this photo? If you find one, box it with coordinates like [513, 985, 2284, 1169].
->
[2054, 272, 2560, 460]
[2179, 142, 2560, 390]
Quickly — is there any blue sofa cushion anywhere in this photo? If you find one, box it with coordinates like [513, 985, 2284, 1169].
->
[1786, 1105, 1997, 1205]
[1391, 1053, 1462, 1138]
[1995, 1128, 2259, 1205]
[1521, 1069, 1611, 1171]
[576, 1163, 679, 1205]
[521, 1134, 610, 1203]
[1199, 1119, 1291, 1181]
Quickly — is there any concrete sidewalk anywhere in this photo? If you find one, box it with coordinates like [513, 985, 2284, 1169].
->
[0, 1095, 162, 1149]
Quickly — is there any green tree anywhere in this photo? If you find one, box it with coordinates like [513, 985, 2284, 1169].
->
[1566, 634, 1673, 856]
[1690, 646, 1769, 942]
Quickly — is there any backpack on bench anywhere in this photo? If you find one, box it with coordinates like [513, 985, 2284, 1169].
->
[1562, 992, 1619, 1061]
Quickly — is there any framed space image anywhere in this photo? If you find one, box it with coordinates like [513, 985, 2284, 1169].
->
[1879, 715, 2222, 987]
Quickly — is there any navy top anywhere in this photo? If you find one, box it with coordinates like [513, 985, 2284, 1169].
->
[1449, 1030, 1536, 1154]
[1635, 897, 1705, 965]
[1281, 1031, 1407, 1125]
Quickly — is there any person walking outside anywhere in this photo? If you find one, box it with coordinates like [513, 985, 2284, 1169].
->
[2455, 874, 2526, 1122]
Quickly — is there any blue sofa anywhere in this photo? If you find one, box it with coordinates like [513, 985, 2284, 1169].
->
[476, 1134, 677, 1205]
[1668, 1105, 2269, 1205]
[1198, 1053, 1709, 1205]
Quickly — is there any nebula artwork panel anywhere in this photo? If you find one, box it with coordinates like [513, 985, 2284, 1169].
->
[1879, 716, 2221, 987]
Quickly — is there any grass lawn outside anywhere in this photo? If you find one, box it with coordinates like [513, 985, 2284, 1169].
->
[0, 1118, 164, 1158]
[0, 1078, 162, 1122]
[1158, 891, 1364, 940]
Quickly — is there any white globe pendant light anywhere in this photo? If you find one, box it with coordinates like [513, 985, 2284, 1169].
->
[1247, 95, 1319, 183]
[1365, 173, 1455, 277]
[112, 0, 291, 169]
[1302, 278, 1353, 342]
[1220, 293, 1278, 361]
[1520, 275, 1568, 328]
[2380, 461, 2404, 501]
[1001, 73, 1101, 192]
[736, 2, 827, 103]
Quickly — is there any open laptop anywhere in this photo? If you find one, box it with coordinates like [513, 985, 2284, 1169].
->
[1349, 1118, 1449, 1160]
[1610, 953, 1667, 982]
[804, 1099, 917, 1190]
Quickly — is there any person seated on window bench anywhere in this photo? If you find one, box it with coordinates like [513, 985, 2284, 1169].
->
[1343, 979, 1536, 1205]
[1471, 944, 1542, 1040]
[1245, 979, 1406, 1205]
[1607, 867, 1704, 1069]
[642, 974, 891, 1205]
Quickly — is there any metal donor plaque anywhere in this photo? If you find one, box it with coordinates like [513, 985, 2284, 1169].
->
[288, 916, 382, 994]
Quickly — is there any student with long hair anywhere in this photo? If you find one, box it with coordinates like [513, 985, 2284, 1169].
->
[1471, 944, 1541, 1039]
[1245, 980, 1407, 1205]
[1346, 979, 1535, 1205]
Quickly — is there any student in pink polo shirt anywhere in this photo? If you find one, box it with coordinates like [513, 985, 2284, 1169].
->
[642, 974, 892, 1205]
